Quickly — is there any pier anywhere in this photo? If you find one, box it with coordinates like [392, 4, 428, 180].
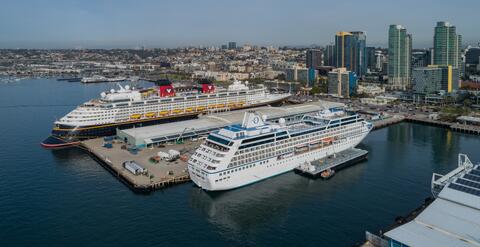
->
[406, 115, 480, 135]
[294, 148, 368, 178]
[80, 138, 198, 193]
[371, 115, 405, 130]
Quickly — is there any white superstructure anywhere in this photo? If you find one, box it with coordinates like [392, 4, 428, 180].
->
[55, 80, 290, 128]
[188, 108, 373, 191]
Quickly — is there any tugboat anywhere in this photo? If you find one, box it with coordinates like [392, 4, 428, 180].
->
[320, 168, 335, 179]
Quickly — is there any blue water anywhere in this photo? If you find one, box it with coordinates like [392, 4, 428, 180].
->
[1, 79, 479, 247]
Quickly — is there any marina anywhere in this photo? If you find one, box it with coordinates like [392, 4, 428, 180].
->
[294, 148, 368, 179]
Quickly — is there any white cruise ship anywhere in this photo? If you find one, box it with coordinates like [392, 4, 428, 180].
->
[42, 79, 290, 148]
[188, 108, 373, 191]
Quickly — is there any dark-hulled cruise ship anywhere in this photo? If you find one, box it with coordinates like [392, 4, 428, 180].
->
[41, 80, 290, 148]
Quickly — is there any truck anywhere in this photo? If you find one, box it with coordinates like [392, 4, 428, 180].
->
[157, 149, 181, 162]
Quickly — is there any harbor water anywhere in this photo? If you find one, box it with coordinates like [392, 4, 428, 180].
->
[1, 79, 480, 246]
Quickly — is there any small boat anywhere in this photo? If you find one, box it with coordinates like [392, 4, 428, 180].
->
[320, 168, 335, 179]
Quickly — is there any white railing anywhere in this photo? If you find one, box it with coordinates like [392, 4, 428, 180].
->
[431, 153, 475, 198]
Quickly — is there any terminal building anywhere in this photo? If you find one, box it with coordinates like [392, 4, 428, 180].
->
[117, 101, 343, 148]
[378, 154, 480, 247]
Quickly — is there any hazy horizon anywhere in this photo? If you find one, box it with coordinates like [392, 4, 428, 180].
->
[1, 0, 479, 49]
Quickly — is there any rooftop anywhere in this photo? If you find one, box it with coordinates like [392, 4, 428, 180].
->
[385, 154, 480, 247]
[118, 100, 344, 145]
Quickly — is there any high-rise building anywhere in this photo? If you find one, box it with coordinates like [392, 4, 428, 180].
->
[307, 68, 318, 87]
[327, 67, 358, 98]
[333, 31, 367, 77]
[412, 50, 430, 68]
[285, 65, 313, 85]
[433, 22, 462, 68]
[388, 24, 412, 90]
[375, 50, 386, 72]
[306, 49, 323, 69]
[412, 65, 459, 94]
[323, 44, 335, 66]
[228, 42, 237, 50]
[366, 47, 377, 71]
[465, 46, 480, 76]
[465, 47, 480, 66]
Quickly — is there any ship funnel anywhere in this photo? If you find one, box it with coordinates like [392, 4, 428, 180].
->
[241, 111, 265, 128]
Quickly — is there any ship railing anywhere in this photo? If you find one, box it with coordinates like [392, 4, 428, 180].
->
[431, 153, 475, 198]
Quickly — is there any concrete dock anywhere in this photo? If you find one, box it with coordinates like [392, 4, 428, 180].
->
[371, 115, 405, 130]
[294, 148, 368, 178]
[80, 138, 201, 193]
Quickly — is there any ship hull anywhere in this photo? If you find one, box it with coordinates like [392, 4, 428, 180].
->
[41, 113, 198, 149]
[41, 96, 289, 149]
[190, 125, 371, 191]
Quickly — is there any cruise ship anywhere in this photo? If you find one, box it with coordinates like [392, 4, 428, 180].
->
[188, 108, 373, 191]
[41, 80, 290, 148]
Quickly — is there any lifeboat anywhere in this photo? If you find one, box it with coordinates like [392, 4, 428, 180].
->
[159, 110, 169, 115]
[196, 106, 206, 111]
[172, 109, 183, 114]
[145, 112, 156, 118]
[227, 103, 236, 107]
[130, 114, 142, 119]
[186, 107, 193, 112]
[321, 137, 334, 144]
[216, 103, 225, 108]
[207, 105, 216, 109]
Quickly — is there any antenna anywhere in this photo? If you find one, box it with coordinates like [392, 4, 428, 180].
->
[117, 83, 124, 91]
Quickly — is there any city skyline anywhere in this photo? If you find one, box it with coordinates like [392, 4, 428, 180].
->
[0, 0, 479, 49]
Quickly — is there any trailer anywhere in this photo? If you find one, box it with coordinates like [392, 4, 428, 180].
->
[123, 161, 147, 175]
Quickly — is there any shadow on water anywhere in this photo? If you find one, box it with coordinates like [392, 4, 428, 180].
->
[188, 158, 368, 237]
[50, 147, 87, 164]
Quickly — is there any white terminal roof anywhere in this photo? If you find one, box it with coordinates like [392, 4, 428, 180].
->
[385, 163, 480, 247]
[118, 100, 343, 143]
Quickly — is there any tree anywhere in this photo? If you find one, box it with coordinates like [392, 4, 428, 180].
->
[463, 99, 472, 107]
[310, 86, 321, 95]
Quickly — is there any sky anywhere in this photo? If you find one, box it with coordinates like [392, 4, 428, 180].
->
[0, 0, 478, 49]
